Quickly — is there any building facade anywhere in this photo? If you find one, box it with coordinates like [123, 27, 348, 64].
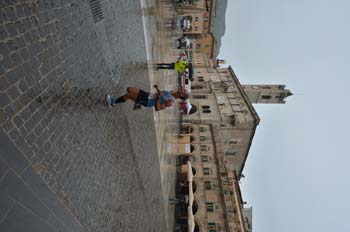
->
[174, 65, 292, 231]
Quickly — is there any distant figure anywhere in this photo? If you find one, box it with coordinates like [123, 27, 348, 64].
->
[156, 60, 188, 74]
[180, 100, 197, 115]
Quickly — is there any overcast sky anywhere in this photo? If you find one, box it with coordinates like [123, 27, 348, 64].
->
[219, 1, 350, 231]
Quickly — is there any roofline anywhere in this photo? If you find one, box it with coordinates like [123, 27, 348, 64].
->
[209, 33, 215, 59]
[238, 124, 257, 178]
[208, 0, 214, 29]
[233, 170, 249, 232]
[227, 66, 260, 177]
[233, 171, 244, 204]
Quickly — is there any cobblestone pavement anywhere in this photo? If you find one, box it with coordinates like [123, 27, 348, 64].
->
[0, 0, 179, 231]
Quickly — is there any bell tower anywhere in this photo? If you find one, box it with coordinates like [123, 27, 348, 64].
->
[242, 85, 293, 104]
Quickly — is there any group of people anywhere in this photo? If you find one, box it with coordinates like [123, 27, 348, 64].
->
[106, 59, 197, 115]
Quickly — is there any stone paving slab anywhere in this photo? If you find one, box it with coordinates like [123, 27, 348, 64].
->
[0, 0, 172, 231]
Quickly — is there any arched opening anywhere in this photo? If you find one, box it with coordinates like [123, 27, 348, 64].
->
[190, 145, 195, 153]
[191, 167, 196, 176]
[190, 136, 195, 143]
[194, 224, 200, 232]
[192, 200, 198, 215]
[192, 181, 197, 193]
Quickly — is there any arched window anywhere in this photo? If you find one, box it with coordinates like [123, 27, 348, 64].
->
[192, 200, 198, 214]
[192, 182, 197, 193]
[194, 224, 200, 232]
[190, 136, 195, 143]
[192, 167, 197, 176]
[190, 145, 195, 153]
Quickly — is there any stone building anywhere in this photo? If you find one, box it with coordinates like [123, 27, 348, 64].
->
[176, 0, 211, 12]
[175, 0, 227, 59]
[174, 65, 292, 231]
[191, 33, 215, 58]
[180, 12, 211, 34]
[190, 52, 214, 68]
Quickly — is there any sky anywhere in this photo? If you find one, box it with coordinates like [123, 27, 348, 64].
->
[219, 0, 350, 231]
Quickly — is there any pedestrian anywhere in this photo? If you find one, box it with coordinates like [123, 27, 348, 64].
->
[179, 100, 196, 115]
[106, 85, 197, 114]
[156, 60, 189, 74]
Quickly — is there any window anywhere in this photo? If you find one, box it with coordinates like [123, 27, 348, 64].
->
[201, 155, 209, 162]
[203, 167, 210, 175]
[204, 181, 211, 190]
[199, 136, 206, 141]
[195, 17, 199, 22]
[206, 202, 214, 212]
[194, 26, 198, 31]
[205, 44, 210, 48]
[200, 145, 207, 151]
[181, 125, 193, 134]
[198, 76, 204, 82]
[204, 17, 209, 22]
[224, 190, 233, 196]
[199, 127, 207, 132]
[262, 95, 271, 99]
[201, 106, 211, 113]
[208, 222, 216, 231]
[193, 95, 207, 99]
[226, 151, 237, 156]
[191, 86, 203, 90]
